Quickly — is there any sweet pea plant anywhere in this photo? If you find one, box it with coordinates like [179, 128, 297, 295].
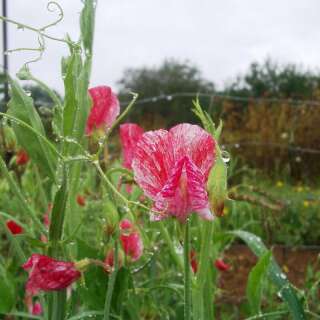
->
[0, 1, 310, 320]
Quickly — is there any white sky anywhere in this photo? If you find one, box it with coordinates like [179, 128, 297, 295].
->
[3, 0, 320, 94]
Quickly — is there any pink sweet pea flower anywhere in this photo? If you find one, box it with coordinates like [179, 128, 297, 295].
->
[120, 123, 144, 169]
[119, 219, 143, 262]
[132, 123, 216, 222]
[22, 254, 81, 295]
[86, 86, 120, 135]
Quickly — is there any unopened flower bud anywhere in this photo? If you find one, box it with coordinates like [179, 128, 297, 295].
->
[207, 155, 228, 217]
[103, 200, 119, 236]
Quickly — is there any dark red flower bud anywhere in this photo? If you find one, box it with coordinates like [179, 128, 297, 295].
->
[6, 220, 23, 235]
[214, 259, 231, 272]
[104, 249, 123, 273]
[76, 195, 86, 207]
[190, 249, 198, 274]
[22, 254, 81, 295]
[16, 149, 29, 166]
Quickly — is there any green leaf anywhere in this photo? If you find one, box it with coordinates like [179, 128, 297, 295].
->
[62, 53, 91, 145]
[7, 79, 57, 181]
[66, 311, 104, 320]
[80, 0, 95, 55]
[192, 97, 215, 135]
[4, 312, 42, 319]
[0, 272, 15, 313]
[246, 251, 271, 314]
[112, 267, 130, 315]
[62, 53, 82, 138]
[230, 230, 306, 320]
[48, 173, 68, 254]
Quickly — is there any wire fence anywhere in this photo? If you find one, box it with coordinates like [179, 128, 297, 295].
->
[121, 91, 320, 107]
[120, 92, 320, 157]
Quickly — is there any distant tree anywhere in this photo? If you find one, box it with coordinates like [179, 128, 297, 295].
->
[224, 59, 320, 99]
[117, 59, 215, 127]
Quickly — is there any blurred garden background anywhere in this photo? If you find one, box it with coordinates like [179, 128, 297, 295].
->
[0, 1, 319, 319]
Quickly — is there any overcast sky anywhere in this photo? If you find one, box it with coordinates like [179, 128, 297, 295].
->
[2, 0, 320, 94]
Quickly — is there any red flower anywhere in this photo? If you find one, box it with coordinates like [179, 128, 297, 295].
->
[32, 302, 43, 315]
[22, 254, 81, 295]
[86, 86, 120, 135]
[119, 219, 143, 262]
[6, 220, 23, 235]
[76, 195, 86, 207]
[132, 123, 216, 222]
[214, 259, 231, 272]
[120, 123, 144, 169]
[190, 250, 198, 274]
[16, 149, 29, 165]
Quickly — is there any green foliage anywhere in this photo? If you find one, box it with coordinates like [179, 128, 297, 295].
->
[80, 0, 95, 55]
[231, 230, 306, 320]
[7, 80, 58, 181]
[0, 269, 15, 313]
[246, 251, 271, 314]
[225, 59, 320, 99]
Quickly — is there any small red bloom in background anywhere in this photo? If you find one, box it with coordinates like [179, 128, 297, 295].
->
[104, 249, 123, 273]
[6, 220, 23, 235]
[25, 295, 43, 315]
[190, 250, 198, 274]
[120, 123, 144, 170]
[32, 302, 43, 315]
[41, 203, 52, 243]
[43, 203, 52, 229]
[22, 254, 81, 295]
[214, 259, 231, 272]
[86, 86, 120, 135]
[119, 219, 143, 262]
[132, 123, 216, 222]
[16, 149, 29, 166]
[76, 195, 86, 207]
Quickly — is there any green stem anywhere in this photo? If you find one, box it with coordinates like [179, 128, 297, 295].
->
[159, 222, 183, 270]
[48, 170, 68, 320]
[103, 239, 119, 320]
[196, 221, 214, 317]
[184, 219, 191, 320]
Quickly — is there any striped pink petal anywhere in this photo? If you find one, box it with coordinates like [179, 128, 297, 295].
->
[120, 123, 144, 169]
[132, 123, 216, 222]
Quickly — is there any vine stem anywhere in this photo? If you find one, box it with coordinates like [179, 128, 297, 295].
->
[103, 239, 119, 320]
[184, 219, 191, 320]
[0, 15, 75, 46]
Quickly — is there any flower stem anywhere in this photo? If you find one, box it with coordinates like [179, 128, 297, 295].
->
[103, 239, 119, 320]
[184, 219, 191, 320]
